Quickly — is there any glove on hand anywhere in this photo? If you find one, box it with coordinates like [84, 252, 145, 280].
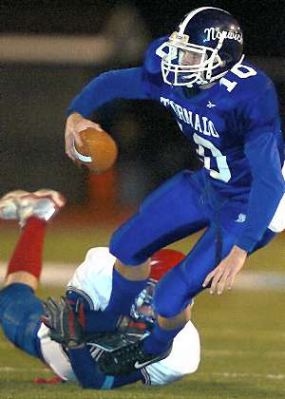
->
[41, 296, 85, 348]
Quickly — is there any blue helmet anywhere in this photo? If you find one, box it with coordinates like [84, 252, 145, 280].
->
[156, 7, 244, 87]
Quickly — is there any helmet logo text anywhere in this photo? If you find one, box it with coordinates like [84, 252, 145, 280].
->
[204, 27, 243, 43]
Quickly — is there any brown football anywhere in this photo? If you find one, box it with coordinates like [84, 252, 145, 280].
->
[74, 127, 118, 174]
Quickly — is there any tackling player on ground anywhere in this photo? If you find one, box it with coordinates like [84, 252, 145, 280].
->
[0, 190, 200, 389]
[65, 7, 285, 374]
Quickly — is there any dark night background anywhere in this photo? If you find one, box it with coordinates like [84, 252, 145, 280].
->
[1, 0, 285, 208]
[1, 0, 284, 56]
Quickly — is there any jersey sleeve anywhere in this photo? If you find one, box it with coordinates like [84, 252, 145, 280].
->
[66, 67, 151, 117]
[241, 78, 281, 139]
[69, 321, 200, 389]
[66, 37, 167, 117]
[66, 247, 116, 311]
[236, 82, 285, 252]
[68, 345, 143, 389]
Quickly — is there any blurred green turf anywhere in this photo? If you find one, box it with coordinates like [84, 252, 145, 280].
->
[0, 222, 284, 398]
[0, 224, 284, 270]
[0, 288, 284, 398]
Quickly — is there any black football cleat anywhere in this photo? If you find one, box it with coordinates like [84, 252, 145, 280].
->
[97, 339, 172, 376]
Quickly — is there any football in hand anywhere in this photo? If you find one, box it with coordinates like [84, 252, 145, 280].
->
[73, 127, 118, 174]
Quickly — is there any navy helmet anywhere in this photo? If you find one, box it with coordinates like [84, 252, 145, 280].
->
[156, 7, 244, 87]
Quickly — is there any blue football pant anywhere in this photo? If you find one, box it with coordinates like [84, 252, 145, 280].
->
[110, 170, 275, 316]
[0, 283, 43, 358]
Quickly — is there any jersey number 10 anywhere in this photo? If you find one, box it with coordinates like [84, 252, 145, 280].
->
[220, 63, 257, 93]
[193, 63, 257, 182]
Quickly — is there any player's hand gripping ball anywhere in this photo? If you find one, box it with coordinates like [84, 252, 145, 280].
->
[73, 127, 118, 174]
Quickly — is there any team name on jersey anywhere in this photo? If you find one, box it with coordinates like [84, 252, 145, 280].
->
[160, 97, 220, 138]
[204, 27, 243, 44]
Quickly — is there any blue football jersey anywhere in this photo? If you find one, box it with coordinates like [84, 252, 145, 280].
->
[67, 37, 285, 251]
[142, 37, 284, 196]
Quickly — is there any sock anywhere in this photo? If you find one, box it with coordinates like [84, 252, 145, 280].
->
[6, 217, 47, 279]
[143, 323, 183, 355]
[104, 268, 148, 316]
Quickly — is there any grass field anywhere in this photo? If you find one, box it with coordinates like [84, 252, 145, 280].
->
[0, 222, 284, 269]
[0, 225, 284, 398]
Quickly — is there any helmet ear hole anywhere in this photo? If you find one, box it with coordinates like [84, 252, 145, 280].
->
[220, 50, 229, 60]
[220, 51, 235, 68]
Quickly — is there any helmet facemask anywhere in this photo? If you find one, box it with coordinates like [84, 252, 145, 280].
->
[130, 280, 156, 326]
[156, 31, 227, 87]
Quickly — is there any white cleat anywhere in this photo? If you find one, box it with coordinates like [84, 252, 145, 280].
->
[0, 190, 30, 220]
[0, 189, 66, 226]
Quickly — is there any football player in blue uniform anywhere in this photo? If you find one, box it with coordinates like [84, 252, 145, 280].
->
[65, 7, 285, 374]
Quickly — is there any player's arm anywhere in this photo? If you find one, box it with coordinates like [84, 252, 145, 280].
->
[68, 345, 144, 389]
[236, 131, 284, 250]
[236, 81, 284, 252]
[204, 82, 284, 294]
[42, 296, 144, 389]
[65, 67, 150, 160]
